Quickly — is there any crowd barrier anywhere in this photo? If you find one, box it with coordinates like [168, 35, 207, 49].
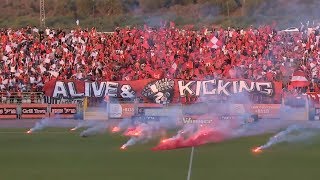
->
[0, 92, 44, 104]
[0, 104, 17, 119]
[108, 103, 283, 119]
[0, 101, 312, 121]
[106, 95, 312, 121]
[0, 92, 316, 121]
[108, 103, 163, 118]
[0, 103, 81, 120]
[0, 92, 85, 105]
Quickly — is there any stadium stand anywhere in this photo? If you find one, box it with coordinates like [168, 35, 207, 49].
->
[0, 23, 319, 104]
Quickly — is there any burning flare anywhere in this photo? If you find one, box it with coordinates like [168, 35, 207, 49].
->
[161, 139, 168, 143]
[112, 126, 120, 133]
[120, 145, 127, 150]
[124, 127, 143, 137]
[252, 147, 263, 153]
[26, 130, 32, 134]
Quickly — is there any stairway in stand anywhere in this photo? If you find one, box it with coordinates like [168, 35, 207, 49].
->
[84, 107, 109, 121]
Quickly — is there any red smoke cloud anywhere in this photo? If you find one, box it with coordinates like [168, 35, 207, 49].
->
[152, 126, 227, 151]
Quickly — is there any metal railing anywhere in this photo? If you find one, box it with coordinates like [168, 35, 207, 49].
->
[0, 92, 86, 105]
[0, 92, 44, 104]
[0, 91, 284, 106]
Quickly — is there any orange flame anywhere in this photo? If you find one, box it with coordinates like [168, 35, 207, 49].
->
[112, 127, 120, 133]
[252, 147, 262, 153]
[26, 130, 32, 134]
[124, 128, 143, 137]
[70, 128, 76, 131]
[134, 132, 140, 136]
[161, 139, 168, 143]
[120, 145, 127, 150]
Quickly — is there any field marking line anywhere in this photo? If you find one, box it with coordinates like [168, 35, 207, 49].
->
[187, 146, 195, 180]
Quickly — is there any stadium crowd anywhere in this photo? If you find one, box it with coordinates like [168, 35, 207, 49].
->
[0, 23, 320, 100]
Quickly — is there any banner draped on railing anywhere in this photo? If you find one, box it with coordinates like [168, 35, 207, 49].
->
[0, 104, 18, 119]
[43, 78, 283, 104]
[0, 104, 80, 120]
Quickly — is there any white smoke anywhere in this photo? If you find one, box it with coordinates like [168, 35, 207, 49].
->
[161, 124, 199, 143]
[112, 118, 133, 133]
[80, 121, 109, 137]
[120, 119, 178, 149]
[70, 120, 103, 131]
[27, 118, 77, 133]
[257, 122, 320, 150]
[27, 118, 51, 133]
[121, 137, 141, 150]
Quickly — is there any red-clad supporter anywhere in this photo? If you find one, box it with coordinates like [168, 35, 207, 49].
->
[0, 23, 319, 101]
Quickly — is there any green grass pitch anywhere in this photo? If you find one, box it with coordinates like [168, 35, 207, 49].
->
[0, 128, 319, 180]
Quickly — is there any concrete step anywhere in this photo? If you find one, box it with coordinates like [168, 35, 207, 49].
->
[84, 107, 108, 120]
[85, 107, 107, 111]
[281, 107, 308, 121]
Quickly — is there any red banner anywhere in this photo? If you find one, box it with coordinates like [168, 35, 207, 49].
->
[43, 79, 282, 104]
[0, 104, 18, 119]
[21, 104, 48, 119]
[50, 104, 77, 119]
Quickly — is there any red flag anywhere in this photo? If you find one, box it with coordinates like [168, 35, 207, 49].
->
[207, 36, 222, 49]
[291, 70, 310, 87]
